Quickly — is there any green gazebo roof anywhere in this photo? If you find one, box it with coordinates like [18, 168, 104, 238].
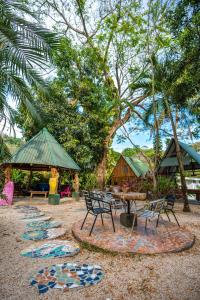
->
[2, 128, 80, 171]
[158, 138, 200, 174]
[123, 156, 149, 177]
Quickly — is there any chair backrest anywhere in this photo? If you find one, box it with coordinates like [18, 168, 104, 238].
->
[84, 196, 94, 212]
[82, 190, 89, 197]
[89, 191, 102, 201]
[165, 194, 176, 209]
[149, 199, 165, 213]
[104, 192, 113, 201]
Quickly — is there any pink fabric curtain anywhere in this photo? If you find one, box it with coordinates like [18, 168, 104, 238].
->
[0, 181, 14, 206]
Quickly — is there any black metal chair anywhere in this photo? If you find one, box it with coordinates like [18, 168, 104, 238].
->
[163, 194, 180, 226]
[81, 195, 115, 236]
[103, 192, 126, 214]
[132, 199, 165, 231]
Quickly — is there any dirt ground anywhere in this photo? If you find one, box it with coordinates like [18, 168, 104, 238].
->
[0, 198, 200, 300]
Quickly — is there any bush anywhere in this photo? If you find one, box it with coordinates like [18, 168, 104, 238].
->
[142, 176, 177, 197]
[80, 172, 97, 191]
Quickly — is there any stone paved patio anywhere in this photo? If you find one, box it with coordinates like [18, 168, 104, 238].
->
[72, 215, 195, 254]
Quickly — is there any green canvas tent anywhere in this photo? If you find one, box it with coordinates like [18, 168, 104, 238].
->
[1, 128, 80, 172]
[158, 138, 200, 175]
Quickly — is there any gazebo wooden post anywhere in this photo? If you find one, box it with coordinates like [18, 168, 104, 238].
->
[4, 165, 12, 182]
[28, 170, 33, 190]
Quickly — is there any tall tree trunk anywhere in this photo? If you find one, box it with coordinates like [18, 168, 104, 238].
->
[96, 140, 109, 190]
[165, 99, 190, 212]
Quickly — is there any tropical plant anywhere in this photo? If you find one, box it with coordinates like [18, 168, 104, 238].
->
[0, 0, 59, 129]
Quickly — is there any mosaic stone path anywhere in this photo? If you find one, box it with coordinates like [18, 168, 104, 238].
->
[21, 212, 45, 219]
[18, 208, 40, 214]
[21, 240, 80, 258]
[30, 263, 103, 294]
[21, 216, 52, 223]
[22, 228, 66, 241]
[26, 220, 62, 231]
[72, 216, 195, 254]
[14, 205, 36, 210]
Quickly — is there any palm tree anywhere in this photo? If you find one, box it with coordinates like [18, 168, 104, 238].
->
[0, 0, 59, 128]
[142, 56, 197, 211]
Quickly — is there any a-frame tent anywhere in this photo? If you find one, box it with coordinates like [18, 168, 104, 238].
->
[157, 138, 200, 175]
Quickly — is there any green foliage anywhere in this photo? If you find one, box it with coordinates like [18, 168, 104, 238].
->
[16, 80, 108, 173]
[12, 170, 49, 189]
[143, 176, 177, 197]
[0, 135, 11, 162]
[0, 0, 59, 128]
[106, 148, 120, 182]
[80, 172, 97, 191]
[122, 147, 155, 160]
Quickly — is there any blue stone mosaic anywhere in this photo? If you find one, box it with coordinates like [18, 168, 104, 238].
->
[21, 240, 80, 258]
[22, 228, 66, 241]
[30, 263, 103, 294]
[26, 220, 61, 231]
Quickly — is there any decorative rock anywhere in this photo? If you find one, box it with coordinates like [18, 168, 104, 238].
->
[30, 263, 103, 294]
[22, 228, 66, 241]
[14, 205, 37, 210]
[18, 208, 40, 214]
[21, 240, 80, 258]
[26, 221, 62, 231]
[21, 212, 45, 219]
[21, 216, 51, 223]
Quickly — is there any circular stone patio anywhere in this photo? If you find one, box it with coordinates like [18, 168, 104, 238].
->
[72, 215, 195, 254]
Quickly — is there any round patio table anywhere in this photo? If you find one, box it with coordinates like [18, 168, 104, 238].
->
[113, 192, 147, 227]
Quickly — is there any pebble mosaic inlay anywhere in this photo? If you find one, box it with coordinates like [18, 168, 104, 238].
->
[30, 263, 103, 294]
[22, 228, 66, 241]
[21, 216, 52, 223]
[26, 220, 62, 231]
[21, 212, 45, 219]
[18, 208, 40, 214]
[14, 205, 37, 210]
[72, 216, 195, 254]
[21, 240, 80, 258]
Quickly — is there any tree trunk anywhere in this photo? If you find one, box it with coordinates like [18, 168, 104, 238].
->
[165, 99, 190, 212]
[96, 141, 109, 190]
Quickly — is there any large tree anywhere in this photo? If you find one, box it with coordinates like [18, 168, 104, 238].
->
[24, 0, 170, 188]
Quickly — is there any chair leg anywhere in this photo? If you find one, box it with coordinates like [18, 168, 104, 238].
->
[145, 218, 148, 229]
[110, 211, 115, 232]
[89, 215, 98, 236]
[165, 210, 171, 222]
[132, 213, 137, 231]
[156, 213, 161, 227]
[81, 211, 89, 230]
[171, 210, 180, 227]
[100, 213, 104, 225]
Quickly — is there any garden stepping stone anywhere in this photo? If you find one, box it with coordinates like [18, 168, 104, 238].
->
[25, 220, 62, 231]
[21, 216, 52, 223]
[21, 212, 45, 219]
[14, 205, 37, 210]
[21, 240, 80, 258]
[22, 228, 66, 241]
[18, 208, 40, 214]
[30, 263, 104, 294]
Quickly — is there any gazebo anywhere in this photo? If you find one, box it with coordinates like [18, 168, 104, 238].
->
[1, 128, 80, 195]
[157, 138, 200, 175]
